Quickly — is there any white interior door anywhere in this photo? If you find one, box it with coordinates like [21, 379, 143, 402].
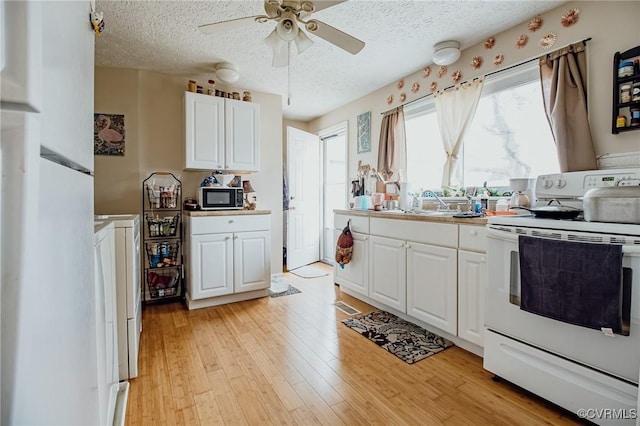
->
[286, 126, 320, 270]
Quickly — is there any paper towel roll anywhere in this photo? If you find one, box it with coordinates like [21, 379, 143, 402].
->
[399, 182, 412, 211]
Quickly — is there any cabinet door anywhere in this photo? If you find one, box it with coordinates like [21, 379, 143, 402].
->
[406, 242, 457, 335]
[234, 230, 271, 293]
[458, 250, 487, 346]
[184, 92, 224, 170]
[334, 230, 369, 297]
[369, 235, 406, 312]
[189, 233, 233, 299]
[225, 98, 260, 172]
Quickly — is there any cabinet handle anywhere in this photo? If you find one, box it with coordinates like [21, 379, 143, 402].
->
[405, 243, 411, 248]
[229, 219, 234, 223]
[470, 230, 478, 236]
[481, 256, 486, 263]
[234, 236, 239, 240]
[225, 236, 231, 240]
[290, 207, 296, 211]
[363, 236, 368, 241]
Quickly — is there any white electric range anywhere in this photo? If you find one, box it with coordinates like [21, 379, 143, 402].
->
[484, 169, 640, 425]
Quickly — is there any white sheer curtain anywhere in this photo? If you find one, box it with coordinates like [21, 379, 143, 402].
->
[435, 80, 484, 188]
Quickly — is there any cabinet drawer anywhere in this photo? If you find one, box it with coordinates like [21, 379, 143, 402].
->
[370, 218, 457, 248]
[335, 214, 369, 234]
[458, 224, 487, 252]
[190, 215, 270, 235]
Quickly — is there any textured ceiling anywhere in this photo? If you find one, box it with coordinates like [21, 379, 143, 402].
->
[95, 0, 565, 121]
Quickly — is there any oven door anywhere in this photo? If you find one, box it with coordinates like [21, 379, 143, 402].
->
[485, 225, 640, 383]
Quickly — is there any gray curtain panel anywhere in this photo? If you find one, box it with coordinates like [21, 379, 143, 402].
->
[539, 41, 597, 172]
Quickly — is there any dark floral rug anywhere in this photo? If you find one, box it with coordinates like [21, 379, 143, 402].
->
[269, 285, 301, 298]
[342, 311, 454, 364]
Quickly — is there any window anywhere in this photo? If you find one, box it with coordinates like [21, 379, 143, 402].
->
[404, 62, 559, 191]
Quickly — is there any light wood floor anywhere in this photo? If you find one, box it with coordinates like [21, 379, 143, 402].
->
[127, 263, 582, 425]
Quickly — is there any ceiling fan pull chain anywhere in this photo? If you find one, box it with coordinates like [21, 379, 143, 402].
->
[287, 42, 291, 106]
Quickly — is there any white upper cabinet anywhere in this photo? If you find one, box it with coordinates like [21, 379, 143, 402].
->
[184, 92, 260, 172]
[184, 93, 225, 170]
[225, 98, 260, 172]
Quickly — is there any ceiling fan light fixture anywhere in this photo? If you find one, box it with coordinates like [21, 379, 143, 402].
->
[432, 40, 461, 66]
[275, 12, 299, 42]
[294, 29, 313, 54]
[264, 28, 283, 51]
[214, 62, 240, 83]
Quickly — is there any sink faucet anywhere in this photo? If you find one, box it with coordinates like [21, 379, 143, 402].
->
[422, 190, 450, 210]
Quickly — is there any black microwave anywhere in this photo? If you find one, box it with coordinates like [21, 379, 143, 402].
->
[198, 187, 244, 210]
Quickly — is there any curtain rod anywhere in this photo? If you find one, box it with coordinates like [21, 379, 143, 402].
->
[380, 37, 592, 115]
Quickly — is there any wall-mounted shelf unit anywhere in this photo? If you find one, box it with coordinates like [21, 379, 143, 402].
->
[612, 45, 640, 134]
[142, 172, 183, 303]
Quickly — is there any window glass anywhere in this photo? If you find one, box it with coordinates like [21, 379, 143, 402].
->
[404, 63, 560, 191]
[463, 79, 558, 187]
[405, 107, 443, 191]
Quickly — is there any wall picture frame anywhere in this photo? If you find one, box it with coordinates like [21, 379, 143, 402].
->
[357, 111, 371, 154]
[94, 113, 125, 156]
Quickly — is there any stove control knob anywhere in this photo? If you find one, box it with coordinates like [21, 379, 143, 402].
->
[542, 178, 553, 189]
[555, 178, 566, 188]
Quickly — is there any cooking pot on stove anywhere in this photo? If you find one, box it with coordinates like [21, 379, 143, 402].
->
[583, 185, 640, 224]
[511, 199, 582, 219]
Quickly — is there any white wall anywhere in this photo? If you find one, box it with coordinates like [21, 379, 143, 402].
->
[95, 68, 284, 274]
[307, 0, 640, 182]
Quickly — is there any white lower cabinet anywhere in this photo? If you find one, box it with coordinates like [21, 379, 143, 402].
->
[406, 242, 458, 335]
[332, 214, 488, 349]
[234, 231, 271, 293]
[190, 232, 234, 299]
[458, 250, 487, 346]
[333, 230, 369, 297]
[369, 235, 406, 312]
[185, 214, 271, 308]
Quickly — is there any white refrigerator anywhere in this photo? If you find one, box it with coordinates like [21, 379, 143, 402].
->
[1, 1, 108, 424]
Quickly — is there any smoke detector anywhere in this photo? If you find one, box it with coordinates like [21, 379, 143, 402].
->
[432, 40, 461, 66]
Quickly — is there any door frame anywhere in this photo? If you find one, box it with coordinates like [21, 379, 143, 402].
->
[318, 121, 348, 264]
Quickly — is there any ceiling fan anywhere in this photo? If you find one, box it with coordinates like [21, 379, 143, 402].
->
[198, 0, 365, 67]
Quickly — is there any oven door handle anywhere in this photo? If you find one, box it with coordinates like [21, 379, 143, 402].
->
[486, 227, 519, 242]
[486, 227, 640, 256]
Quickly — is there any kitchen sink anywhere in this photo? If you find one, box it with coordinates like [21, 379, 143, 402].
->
[413, 210, 459, 216]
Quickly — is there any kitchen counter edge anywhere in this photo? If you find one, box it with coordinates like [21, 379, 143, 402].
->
[184, 209, 271, 217]
[333, 209, 487, 225]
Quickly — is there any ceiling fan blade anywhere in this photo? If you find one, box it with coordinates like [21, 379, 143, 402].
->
[312, 1, 348, 13]
[305, 19, 364, 54]
[272, 43, 289, 67]
[198, 15, 266, 34]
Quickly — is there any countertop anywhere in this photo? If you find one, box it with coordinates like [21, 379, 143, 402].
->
[184, 209, 271, 217]
[334, 209, 488, 225]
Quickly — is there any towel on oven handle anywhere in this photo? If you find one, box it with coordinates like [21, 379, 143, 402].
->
[518, 235, 626, 335]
